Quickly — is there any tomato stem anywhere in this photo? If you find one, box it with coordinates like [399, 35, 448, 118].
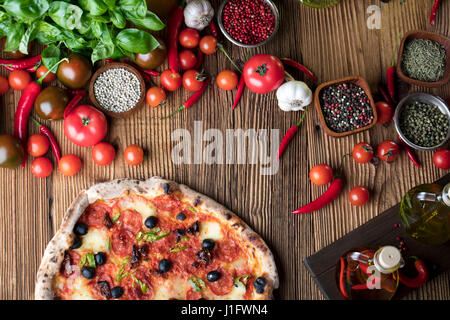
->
[217, 43, 241, 72]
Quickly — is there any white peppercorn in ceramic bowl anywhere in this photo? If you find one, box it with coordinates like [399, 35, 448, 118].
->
[394, 92, 450, 151]
[89, 62, 146, 118]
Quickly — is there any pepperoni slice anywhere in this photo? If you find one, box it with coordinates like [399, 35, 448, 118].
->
[186, 288, 202, 300]
[111, 230, 134, 257]
[152, 195, 181, 213]
[215, 239, 242, 263]
[119, 210, 142, 235]
[81, 203, 112, 228]
[207, 268, 234, 296]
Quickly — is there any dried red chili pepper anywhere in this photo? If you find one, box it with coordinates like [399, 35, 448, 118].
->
[399, 257, 429, 288]
[161, 79, 210, 120]
[194, 50, 204, 70]
[430, 0, 442, 26]
[339, 257, 349, 299]
[30, 117, 61, 163]
[397, 136, 421, 168]
[387, 65, 396, 104]
[63, 89, 87, 119]
[167, 1, 185, 73]
[277, 110, 308, 159]
[281, 58, 317, 82]
[232, 75, 245, 110]
[14, 58, 68, 167]
[0, 54, 41, 71]
[378, 83, 395, 107]
[209, 21, 219, 37]
[142, 69, 160, 77]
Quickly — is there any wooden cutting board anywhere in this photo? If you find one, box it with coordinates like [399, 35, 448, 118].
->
[304, 173, 450, 300]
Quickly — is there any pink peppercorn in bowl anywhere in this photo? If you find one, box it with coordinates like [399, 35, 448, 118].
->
[217, 0, 280, 48]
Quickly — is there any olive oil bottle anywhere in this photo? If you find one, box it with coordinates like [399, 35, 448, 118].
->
[298, 0, 342, 8]
[336, 246, 403, 300]
[400, 183, 450, 246]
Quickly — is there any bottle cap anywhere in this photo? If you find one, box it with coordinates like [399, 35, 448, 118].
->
[374, 246, 402, 274]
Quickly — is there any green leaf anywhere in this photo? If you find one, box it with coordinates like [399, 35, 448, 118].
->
[2, 0, 49, 23]
[0, 10, 9, 23]
[110, 8, 126, 29]
[19, 22, 38, 54]
[104, 0, 116, 9]
[125, 10, 165, 31]
[36, 21, 63, 44]
[234, 275, 250, 290]
[79, 0, 108, 16]
[4, 23, 25, 52]
[119, 0, 146, 19]
[41, 45, 61, 74]
[116, 28, 159, 54]
[48, 2, 83, 31]
[189, 277, 206, 292]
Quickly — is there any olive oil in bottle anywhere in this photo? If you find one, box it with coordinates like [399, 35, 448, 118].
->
[336, 246, 403, 300]
[400, 183, 450, 246]
[298, 0, 342, 8]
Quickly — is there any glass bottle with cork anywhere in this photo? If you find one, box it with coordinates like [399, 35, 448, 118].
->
[336, 246, 404, 300]
[298, 0, 342, 8]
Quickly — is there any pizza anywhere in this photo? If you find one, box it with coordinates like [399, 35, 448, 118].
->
[35, 178, 278, 300]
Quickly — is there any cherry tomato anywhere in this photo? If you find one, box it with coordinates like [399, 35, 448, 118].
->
[124, 145, 144, 166]
[160, 70, 182, 92]
[36, 65, 56, 83]
[31, 157, 53, 178]
[179, 28, 200, 49]
[199, 36, 218, 55]
[8, 70, 31, 91]
[92, 142, 116, 166]
[58, 154, 82, 176]
[377, 140, 400, 162]
[179, 50, 197, 70]
[63, 105, 108, 147]
[56, 53, 92, 89]
[375, 102, 393, 125]
[182, 70, 205, 92]
[146, 87, 166, 107]
[27, 134, 50, 157]
[243, 54, 284, 94]
[216, 70, 239, 91]
[309, 164, 333, 186]
[349, 186, 370, 207]
[433, 149, 450, 170]
[0, 75, 9, 95]
[352, 142, 374, 164]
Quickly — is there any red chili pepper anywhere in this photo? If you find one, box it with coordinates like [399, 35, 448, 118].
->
[281, 58, 317, 82]
[167, 2, 185, 73]
[30, 117, 61, 163]
[378, 84, 395, 107]
[142, 69, 160, 77]
[387, 66, 396, 103]
[63, 89, 87, 119]
[397, 136, 421, 168]
[339, 257, 349, 299]
[277, 110, 308, 159]
[194, 50, 204, 70]
[232, 75, 245, 110]
[430, 0, 442, 26]
[399, 257, 429, 288]
[0, 54, 41, 71]
[209, 21, 219, 37]
[352, 284, 369, 290]
[161, 79, 209, 120]
[14, 58, 68, 167]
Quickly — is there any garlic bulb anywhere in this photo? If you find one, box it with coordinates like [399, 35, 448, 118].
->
[184, 0, 214, 31]
[276, 81, 312, 112]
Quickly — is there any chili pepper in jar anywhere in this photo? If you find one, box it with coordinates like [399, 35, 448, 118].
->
[0, 54, 42, 71]
[398, 257, 429, 288]
[167, 1, 185, 73]
[30, 117, 61, 163]
[14, 58, 68, 167]
[63, 89, 87, 119]
[281, 58, 317, 83]
[232, 75, 246, 110]
[277, 109, 308, 159]
[430, 0, 442, 26]
[161, 78, 210, 120]
[339, 257, 349, 299]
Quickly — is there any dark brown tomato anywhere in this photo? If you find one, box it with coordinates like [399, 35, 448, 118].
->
[111, 229, 134, 257]
[81, 203, 112, 229]
[0, 135, 25, 169]
[56, 53, 92, 89]
[34, 86, 70, 120]
[207, 267, 234, 296]
[118, 210, 143, 235]
[1, 38, 31, 59]
[134, 37, 167, 70]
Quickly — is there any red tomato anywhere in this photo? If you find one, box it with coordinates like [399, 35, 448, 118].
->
[309, 164, 333, 186]
[352, 142, 374, 164]
[199, 35, 218, 55]
[92, 142, 116, 166]
[375, 102, 393, 125]
[216, 70, 238, 91]
[27, 133, 50, 157]
[0, 75, 9, 95]
[146, 87, 166, 107]
[160, 70, 182, 92]
[36, 65, 56, 83]
[124, 145, 144, 166]
[377, 140, 400, 162]
[179, 28, 200, 49]
[182, 70, 205, 92]
[63, 105, 108, 147]
[349, 186, 370, 207]
[31, 157, 53, 178]
[179, 50, 197, 70]
[243, 54, 284, 94]
[58, 154, 82, 176]
[9, 70, 31, 91]
[433, 149, 450, 170]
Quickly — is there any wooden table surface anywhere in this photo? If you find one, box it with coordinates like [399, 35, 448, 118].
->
[1, 0, 449, 300]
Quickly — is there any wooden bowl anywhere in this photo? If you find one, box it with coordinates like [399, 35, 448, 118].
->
[89, 62, 146, 118]
[314, 76, 378, 138]
[396, 30, 450, 88]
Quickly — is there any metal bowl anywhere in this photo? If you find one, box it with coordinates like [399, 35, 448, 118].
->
[394, 93, 450, 151]
[217, 0, 280, 48]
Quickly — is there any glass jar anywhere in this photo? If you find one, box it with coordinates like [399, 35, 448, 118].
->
[298, 0, 342, 9]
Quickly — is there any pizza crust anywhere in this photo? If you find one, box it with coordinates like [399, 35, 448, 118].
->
[35, 177, 279, 300]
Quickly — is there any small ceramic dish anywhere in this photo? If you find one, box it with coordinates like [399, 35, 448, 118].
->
[89, 62, 146, 118]
[314, 76, 378, 138]
[396, 30, 450, 88]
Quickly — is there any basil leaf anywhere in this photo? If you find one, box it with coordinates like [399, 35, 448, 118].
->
[79, 0, 109, 16]
[41, 45, 61, 73]
[125, 10, 165, 31]
[234, 275, 250, 289]
[116, 28, 159, 54]
[48, 2, 83, 31]
[119, 0, 146, 19]
[2, 0, 49, 23]
[189, 277, 206, 292]
[0, 10, 9, 23]
[19, 22, 38, 54]
[36, 21, 63, 44]
[104, 0, 116, 9]
[4, 23, 25, 52]
[109, 8, 126, 29]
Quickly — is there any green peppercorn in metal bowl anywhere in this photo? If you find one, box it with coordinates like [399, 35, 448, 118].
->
[394, 93, 450, 151]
